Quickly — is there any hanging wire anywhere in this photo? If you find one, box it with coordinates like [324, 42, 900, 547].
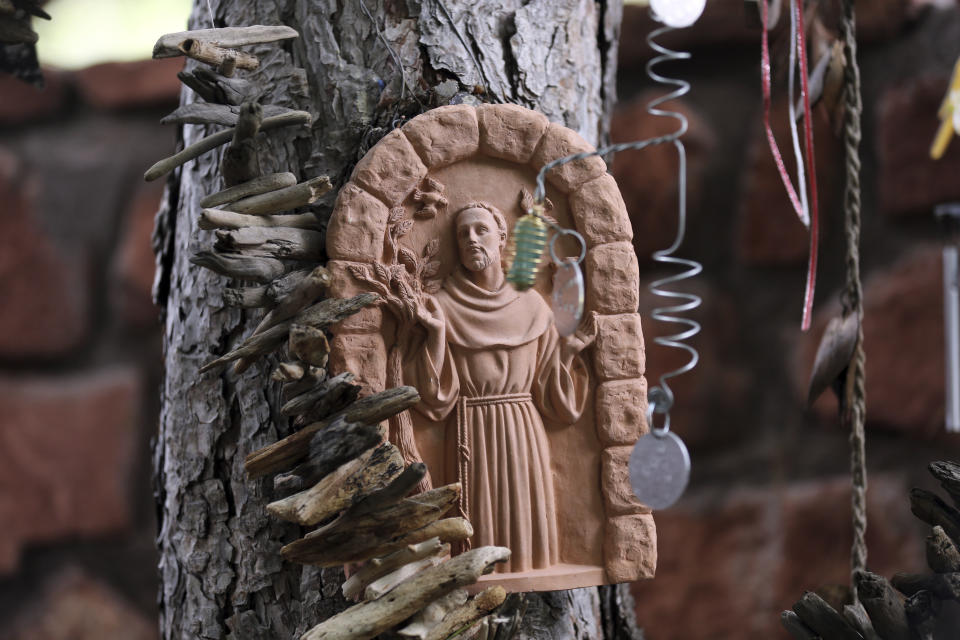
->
[531, 25, 702, 425]
[787, 0, 810, 228]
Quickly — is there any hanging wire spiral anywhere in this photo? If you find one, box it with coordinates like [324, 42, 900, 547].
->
[531, 26, 702, 429]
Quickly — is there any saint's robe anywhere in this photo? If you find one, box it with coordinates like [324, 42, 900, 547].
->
[405, 268, 589, 573]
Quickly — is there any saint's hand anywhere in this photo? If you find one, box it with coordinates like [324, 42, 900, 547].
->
[414, 294, 445, 334]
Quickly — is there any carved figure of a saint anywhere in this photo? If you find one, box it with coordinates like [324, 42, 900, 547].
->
[403, 202, 596, 573]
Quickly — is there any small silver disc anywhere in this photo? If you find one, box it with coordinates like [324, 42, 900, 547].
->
[628, 431, 690, 510]
[552, 259, 584, 337]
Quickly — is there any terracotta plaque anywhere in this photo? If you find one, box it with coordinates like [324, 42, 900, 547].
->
[326, 104, 655, 592]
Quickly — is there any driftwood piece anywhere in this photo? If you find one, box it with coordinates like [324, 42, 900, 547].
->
[365, 555, 445, 600]
[281, 366, 325, 401]
[190, 251, 287, 283]
[272, 361, 306, 382]
[260, 267, 333, 337]
[891, 572, 960, 600]
[927, 525, 960, 573]
[283, 516, 472, 568]
[223, 286, 270, 308]
[930, 461, 960, 509]
[274, 419, 381, 494]
[267, 442, 404, 526]
[201, 294, 375, 374]
[342, 537, 448, 601]
[178, 66, 254, 105]
[280, 371, 359, 418]
[144, 111, 312, 181]
[153, 25, 299, 58]
[178, 39, 258, 76]
[398, 590, 469, 638]
[300, 546, 511, 640]
[841, 602, 881, 640]
[267, 269, 311, 303]
[199, 323, 288, 374]
[200, 209, 321, 231]
[791, 591, 861, 640]
[348, 463, 426, 517]
[244, 386, 420, 478]
[215, 227, 325, 260]
[857, 571, 911, 640]
[911, 488, 960, 546]
[303, 482, 459, 548]
[228, 176, 332, 215]
[421, 587, 507, 640]
[221, 101, 262, 186]
[163, 104, 293, 128]
[199, 172, 297, 207]
[780, 612, 818, 640]
[905, 590, 940, 640]
[289, 324, 329, 369]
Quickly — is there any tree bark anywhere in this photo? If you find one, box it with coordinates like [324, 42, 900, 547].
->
[153, 1, 631, 638]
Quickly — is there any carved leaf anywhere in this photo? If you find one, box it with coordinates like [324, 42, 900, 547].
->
[423, 238, 439, 259]
[395, 219, 413, 236]
[424, 177, 444, 193]
[415, 205, 437, 219]
[398, 247, 418, 271]
[422, 261, 440, 279]
[424, 279, 442, 294]
[389, 206, 405, 223]
[374, 261, 390, 283]
[347, 264, 370, 281]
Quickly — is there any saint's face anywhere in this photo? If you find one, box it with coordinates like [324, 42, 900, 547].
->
[456, 208, 504, 273]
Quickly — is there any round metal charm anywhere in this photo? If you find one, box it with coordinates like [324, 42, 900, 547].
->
[628, 430, 691, 510]
[552, 258, 584, 337]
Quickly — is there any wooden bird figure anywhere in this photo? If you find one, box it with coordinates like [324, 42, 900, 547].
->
[931, 57, 960, 160]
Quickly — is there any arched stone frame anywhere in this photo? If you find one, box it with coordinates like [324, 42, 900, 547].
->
[325, 104, 656, 591]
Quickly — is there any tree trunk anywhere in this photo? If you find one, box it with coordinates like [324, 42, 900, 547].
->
[152, 1, 639, 638]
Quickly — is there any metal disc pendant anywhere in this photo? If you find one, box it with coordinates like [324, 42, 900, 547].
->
[552, 259, 584, 337]
[628, 430, 690, 510]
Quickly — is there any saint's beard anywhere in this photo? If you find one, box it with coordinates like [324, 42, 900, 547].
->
[464, 246, 493, 272]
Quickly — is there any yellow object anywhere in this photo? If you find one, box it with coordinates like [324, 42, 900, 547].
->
[931, 58, 960, 160]
[506, 207, 548, 292]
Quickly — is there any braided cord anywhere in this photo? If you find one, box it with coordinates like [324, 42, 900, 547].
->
[840, 0, 868, 589]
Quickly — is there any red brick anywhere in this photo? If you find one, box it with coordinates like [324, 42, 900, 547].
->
[631, 475, 924, 640]
[0, 369, 140, 574]
[796, 247, 948, 437]
[5, 567, 157, 640]
[610, 94, 714, 265]
[736, 99, 842, 266]
[74, 58, 182, 110]
[876, 73, 960, 217]
[0, 150, 90, 358]
[111, 182, 163, 328]
[0, 69, 68, 125]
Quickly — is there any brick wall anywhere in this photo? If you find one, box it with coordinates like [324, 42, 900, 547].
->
[2, 2, 960, 637]
[0, 58, 181, 638]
